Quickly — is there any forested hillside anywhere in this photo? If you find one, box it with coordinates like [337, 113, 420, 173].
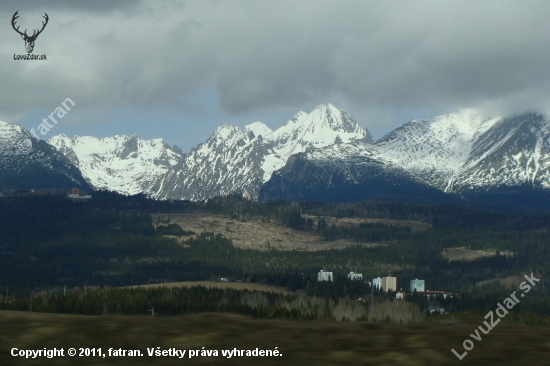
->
[1, 192, 549, 325]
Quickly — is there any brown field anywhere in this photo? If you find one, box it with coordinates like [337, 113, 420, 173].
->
[152, 214, 429, 251]
[2, 310, 550, 365]
[127, 281, 291, 295]
[442, 247, 515, 262]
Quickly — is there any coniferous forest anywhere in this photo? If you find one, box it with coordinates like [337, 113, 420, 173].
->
[0, 191, 549, 325]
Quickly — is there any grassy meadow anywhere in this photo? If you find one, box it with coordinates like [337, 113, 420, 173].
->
[2, 310, 550, 365]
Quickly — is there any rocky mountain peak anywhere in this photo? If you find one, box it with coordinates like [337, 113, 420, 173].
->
[7, 104, 547, 203]
[245, 122, 272, 138]
[0, 120, 90, 191]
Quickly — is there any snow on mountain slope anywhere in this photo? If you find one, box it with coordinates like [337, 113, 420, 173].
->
[245, 121, 272, 137]
[0, 120, 27, 155]
[260, 110, 550, 202]
[43, 103, 550, 202]
[46, 104, 370, 200]
[48, 134, 183, 195]
[259, 142, 451, 203]
[269, 104, 372, 149]
[370, 109, 502, 189]
[261, 103, 374, 181]
[0, 120, 90, 190]
[148, 104, 373, 200]
[448, 113, 550, 192]
[148, 123, 267, 200]
[292, 109, 550, 196]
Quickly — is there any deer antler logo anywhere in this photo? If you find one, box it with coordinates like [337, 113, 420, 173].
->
[12, 10, 49, 54]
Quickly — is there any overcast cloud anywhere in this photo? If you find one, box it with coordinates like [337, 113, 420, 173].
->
[2, 0, 550, 149]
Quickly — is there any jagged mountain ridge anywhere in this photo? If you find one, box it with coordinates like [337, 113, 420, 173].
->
[0, 120, 91, 191]
[259, 144, 452, 203]
[4, 104, 550, 202]
[48, 134, 184, 195]
[262, 110, 550, 202]
[448, 113, 550, 192]
[46, 104, 372, 200]
[369, 109, 502, 191]
[150, 103, 374, 200]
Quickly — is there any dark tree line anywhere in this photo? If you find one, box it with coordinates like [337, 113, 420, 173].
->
[1, 193, 549, 302]
[0, 286, 362, 321]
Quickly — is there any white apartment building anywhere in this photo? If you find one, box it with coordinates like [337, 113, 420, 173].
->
[318, 270, 333, 282]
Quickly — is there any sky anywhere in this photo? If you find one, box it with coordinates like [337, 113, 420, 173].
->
[2, 0, 550, 151]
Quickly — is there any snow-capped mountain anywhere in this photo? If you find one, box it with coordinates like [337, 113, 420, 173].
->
[48, 134, 184, 195]
[370, 110, 550, 193]
[369, 109, 502, 190]
[4, 103, 550, 204]
[259, 143, 451, 203]
[262, 109, 550, 202]
[63, 103, 372, 200]
[149, 123, 269, 200]
[262, 104, 373, 182]
[0, 120, 90, 191]
[447, 113, 550, 192]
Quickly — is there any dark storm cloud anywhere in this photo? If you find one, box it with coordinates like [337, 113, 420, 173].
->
[2, 0, 550, 132]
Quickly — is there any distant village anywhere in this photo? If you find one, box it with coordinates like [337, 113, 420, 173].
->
[318, 270, 458, 315]
[0, 187, 92, 200]
[216, 269, 458, 314]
